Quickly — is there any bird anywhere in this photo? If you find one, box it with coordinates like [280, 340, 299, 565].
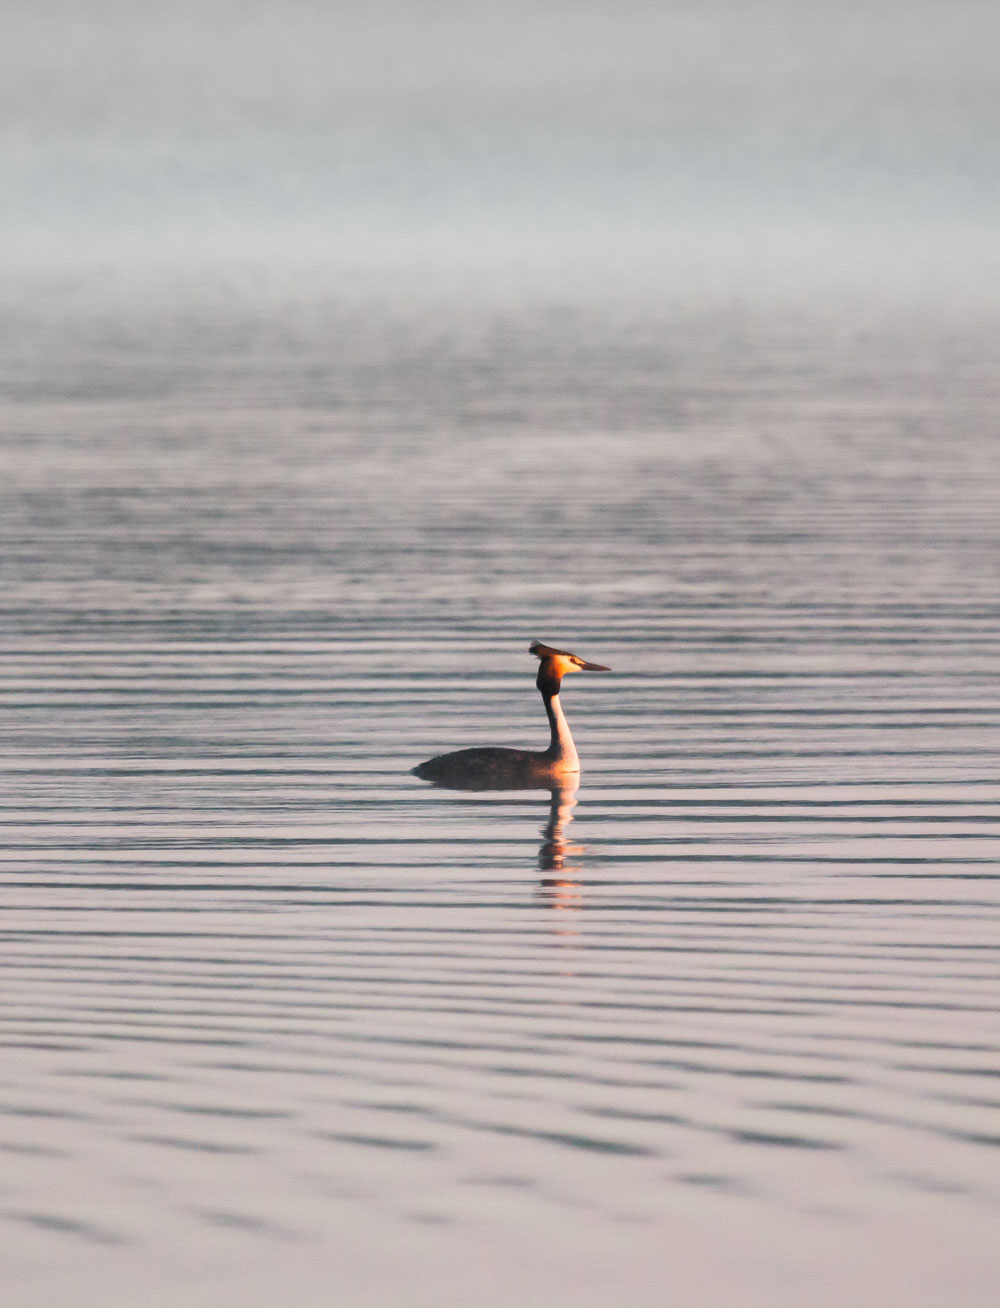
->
[411, 641, 611, 789]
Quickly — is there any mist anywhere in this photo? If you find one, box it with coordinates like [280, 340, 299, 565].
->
[4, 0, 998, 297]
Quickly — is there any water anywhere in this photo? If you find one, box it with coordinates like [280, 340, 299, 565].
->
[1, 279, 999, 1307]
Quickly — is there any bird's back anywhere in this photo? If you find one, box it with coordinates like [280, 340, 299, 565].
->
[411, 745, 561, 790]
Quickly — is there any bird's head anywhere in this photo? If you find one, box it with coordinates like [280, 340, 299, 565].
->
[530, 640, 611, 696]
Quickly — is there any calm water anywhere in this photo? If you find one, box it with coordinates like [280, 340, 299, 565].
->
[1, 280, 999, 1307]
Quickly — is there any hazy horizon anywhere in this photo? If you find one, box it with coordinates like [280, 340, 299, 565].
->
[4, 0, 999, 297]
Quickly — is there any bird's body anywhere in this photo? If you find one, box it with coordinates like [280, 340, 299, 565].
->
[412, 641, 610, 790]
[411, 745, 561, 789]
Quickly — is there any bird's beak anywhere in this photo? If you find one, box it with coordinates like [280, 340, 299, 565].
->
[577, 660, 611, 671]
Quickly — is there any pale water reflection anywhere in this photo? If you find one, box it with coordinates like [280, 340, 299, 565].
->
[1, 285, 999, 1308]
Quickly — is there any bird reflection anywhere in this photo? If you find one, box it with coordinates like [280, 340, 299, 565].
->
[538, 782, 580, 865]
[537, 783, 584, 911]
[414, 775, 584, 903]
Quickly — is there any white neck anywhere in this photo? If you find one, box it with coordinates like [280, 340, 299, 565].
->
[543, 690, 579, 771]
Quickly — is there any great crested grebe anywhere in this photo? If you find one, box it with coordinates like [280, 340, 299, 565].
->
[412, 641, 610, 789]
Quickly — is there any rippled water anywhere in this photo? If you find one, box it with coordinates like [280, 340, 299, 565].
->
[1, 282, 998, 1307]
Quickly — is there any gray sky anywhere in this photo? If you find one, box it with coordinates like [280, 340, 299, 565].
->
[3, 0, 998, 284]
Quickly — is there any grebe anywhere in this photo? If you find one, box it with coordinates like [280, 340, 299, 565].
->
[412, 641, 610, 789]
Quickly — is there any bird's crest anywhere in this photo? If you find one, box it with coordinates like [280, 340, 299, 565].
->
[529, 640, 610, 672]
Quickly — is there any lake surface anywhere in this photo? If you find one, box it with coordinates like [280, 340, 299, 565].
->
[1, 277, 998, 1307]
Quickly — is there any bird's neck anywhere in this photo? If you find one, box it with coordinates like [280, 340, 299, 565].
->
[542, 688, 579, 771]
